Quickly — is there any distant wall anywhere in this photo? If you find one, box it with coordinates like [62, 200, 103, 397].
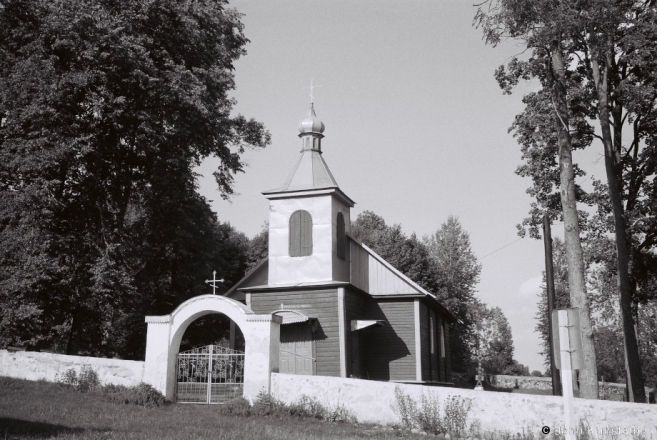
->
[488, 374, 553, 390]
[0, 349, 144, 386]
[488, 374, 653, 401]
[271, 373, 657, 438]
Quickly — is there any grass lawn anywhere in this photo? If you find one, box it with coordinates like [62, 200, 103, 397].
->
[0, 378, 427, 439]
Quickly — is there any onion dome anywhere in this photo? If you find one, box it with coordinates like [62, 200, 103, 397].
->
[298, 103, 325, 135]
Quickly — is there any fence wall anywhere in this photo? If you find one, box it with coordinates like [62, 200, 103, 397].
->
[487, 374, 653, 401]
[270, 373, 657, 438]
[0, 349, 144, 386]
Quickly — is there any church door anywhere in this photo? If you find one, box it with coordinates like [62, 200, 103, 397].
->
[279, 324, 314, 375]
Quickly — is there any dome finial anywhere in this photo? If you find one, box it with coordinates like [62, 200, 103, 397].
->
[298, 102, 325, 135]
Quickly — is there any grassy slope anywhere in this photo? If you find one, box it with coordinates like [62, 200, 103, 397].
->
[0, 378, 425, 439]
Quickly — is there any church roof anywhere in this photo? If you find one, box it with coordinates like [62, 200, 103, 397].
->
[264, 148, 339, 193]
[262, 104, 352, 204]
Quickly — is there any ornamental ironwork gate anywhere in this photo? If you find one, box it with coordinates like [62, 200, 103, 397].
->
[176, 345, 245, 404]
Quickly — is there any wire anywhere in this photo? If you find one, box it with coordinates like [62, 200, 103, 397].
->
[480, 238, 523, 260]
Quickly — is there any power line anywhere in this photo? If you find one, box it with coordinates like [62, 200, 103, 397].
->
[480, 237, 523, 260]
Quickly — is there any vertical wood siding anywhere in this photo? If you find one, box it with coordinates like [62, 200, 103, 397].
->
[361, 300, 415, 381]
[430, 308, 438, 381]
[249, 288, 339, 377]
[444, 322, 452, 383]
[367, 254, 418, 295]
[344, 288, 368, 378]
[420, 302, 431, 381]
[438, 314, 446, 382]
[349, 240, 369, 291]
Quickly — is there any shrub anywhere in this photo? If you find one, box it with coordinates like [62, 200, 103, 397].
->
[323, 404, 357, 424]
[55, 368, 79, 388]
[252, 390, 286, 417]
[392, 387, 471, 436]
[290, 395, 326, 419]
[78, 366, 100, 392]
[55, 366, 100, 392]
[218, 397, 252, 416]
[393, 386, 418, 429]
[443, 395, 471, 436]
[531, 370, 543, 377]
[250, 391, 356, 423]
[415, 393, 444, 435]
[101, 383, 167, 408]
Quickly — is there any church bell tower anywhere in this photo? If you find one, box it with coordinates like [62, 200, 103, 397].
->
[262, 104, 355, 286]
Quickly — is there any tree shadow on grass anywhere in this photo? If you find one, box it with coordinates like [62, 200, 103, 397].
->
[0, 417, 110, 438]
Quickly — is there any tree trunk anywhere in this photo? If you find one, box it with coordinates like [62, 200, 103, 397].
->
[65, 310, 80, 356]
[590, 48, 646, 403]
[551, 47, 599, 400]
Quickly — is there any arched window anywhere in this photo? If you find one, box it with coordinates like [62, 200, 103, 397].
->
[289, 210, 313, 257]
[336, 212, 346, 260]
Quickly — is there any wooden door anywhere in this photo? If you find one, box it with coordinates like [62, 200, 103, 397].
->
[280, 324, 313, 375]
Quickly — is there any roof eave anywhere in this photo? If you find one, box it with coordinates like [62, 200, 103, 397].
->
[262, 187, 355, 207]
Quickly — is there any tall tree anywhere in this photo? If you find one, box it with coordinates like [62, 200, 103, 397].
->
[468, 300, 515, 374]
[477, 0, 657, 402]
[424, 216, 481, 371]
[476, 0, 600, 399]
[0, 0, 270, 356]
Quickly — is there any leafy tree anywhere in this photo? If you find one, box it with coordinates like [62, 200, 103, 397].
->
[503, 360, 530, 377]
[468, 301, 515, 374]
[0, 0, 269, 357]
[246, 223, 269, 270]
[424, 216, 481, 371]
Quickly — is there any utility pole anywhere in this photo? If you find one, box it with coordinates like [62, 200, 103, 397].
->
[543, 215, 561, 396]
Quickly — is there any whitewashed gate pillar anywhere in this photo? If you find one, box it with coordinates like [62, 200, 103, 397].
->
[144, 295, 280, 401]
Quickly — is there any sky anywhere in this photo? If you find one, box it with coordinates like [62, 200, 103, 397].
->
[194, 0, 608, 373]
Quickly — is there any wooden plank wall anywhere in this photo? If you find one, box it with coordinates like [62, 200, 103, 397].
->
[367, 254, 418, 295]
[430, 308, 439, 381]
[344, 287, 367, 378]
[249, 288, 340, 377]
[444, 321, 452, 382]
[438, 314, 446, 382]
[361, 299, 415, 381]
[349, 240, 369, 291]
[420, 302, 431, 381]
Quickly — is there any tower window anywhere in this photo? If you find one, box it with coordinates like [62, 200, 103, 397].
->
[337, 212, 346, 260]
[289, 210, 313, 257]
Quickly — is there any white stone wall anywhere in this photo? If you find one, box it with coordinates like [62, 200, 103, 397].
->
[0, 349, 144, 386]
[270, 373, 657, 438]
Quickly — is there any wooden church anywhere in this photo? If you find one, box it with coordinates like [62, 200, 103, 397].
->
[225, 105, 456, 384]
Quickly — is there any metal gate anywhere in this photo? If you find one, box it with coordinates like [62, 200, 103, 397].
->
[176, 345, 244, 404]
